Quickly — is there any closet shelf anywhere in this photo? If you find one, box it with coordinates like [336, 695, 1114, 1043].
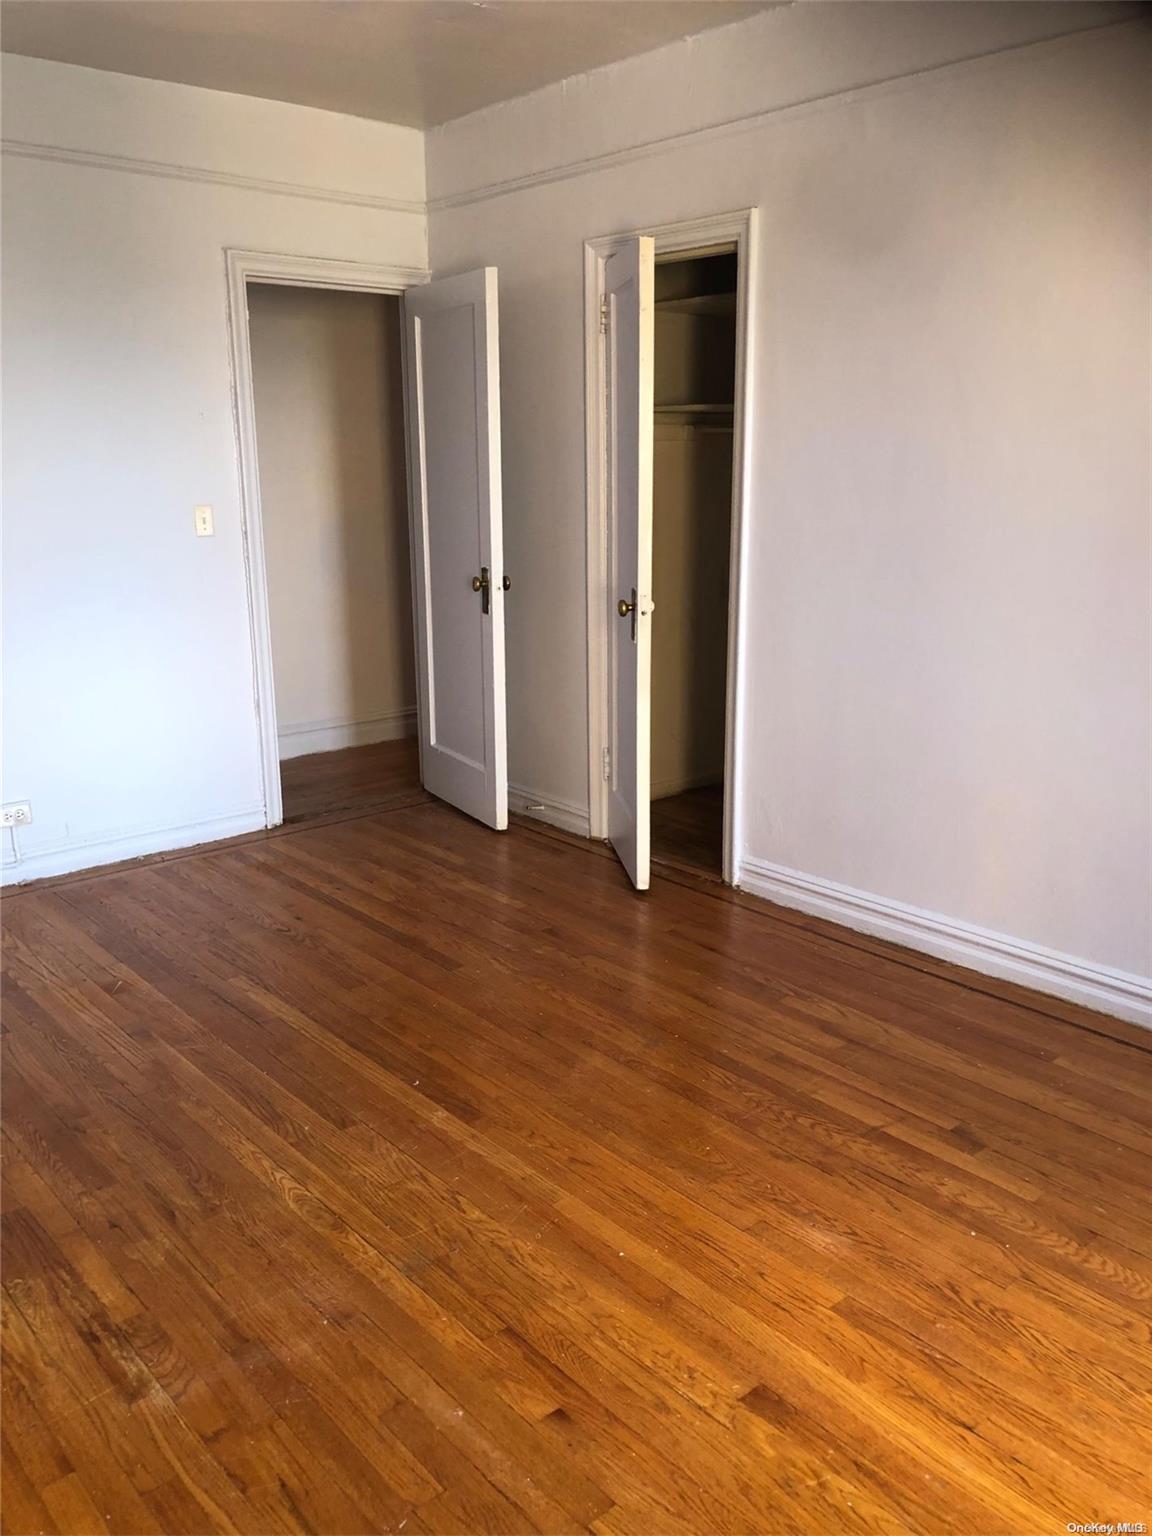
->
[654, 292, 737, 317]
[654, 403, 734, 415]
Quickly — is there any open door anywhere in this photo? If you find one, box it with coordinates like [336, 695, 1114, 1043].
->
[604, 237, 656, 889]
[403, 268, 507, 830]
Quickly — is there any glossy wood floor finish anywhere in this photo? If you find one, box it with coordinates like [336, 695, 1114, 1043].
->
[3, 800, 1150, 1536]
[280, 738, 423, 824]
[651, 786, 724, 880]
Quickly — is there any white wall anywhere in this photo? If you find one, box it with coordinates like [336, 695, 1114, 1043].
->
[247, 286, 415, 759]
[1, 57, 426, 878]
[426, 6, 1152, 1020]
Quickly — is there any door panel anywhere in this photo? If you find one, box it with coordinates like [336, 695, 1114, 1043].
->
[403, 268, 507, 829]
[605, 238, 656, 889]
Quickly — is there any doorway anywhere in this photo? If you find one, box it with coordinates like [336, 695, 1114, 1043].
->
[228, 251, 510, 836]
[649, 250, 737, 878]
[246, 282, 419, 824]
[585, 209, 756, 890]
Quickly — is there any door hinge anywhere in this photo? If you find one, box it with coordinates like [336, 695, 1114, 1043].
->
[599, 294, 610, 334]
[602, 746, 611, 781]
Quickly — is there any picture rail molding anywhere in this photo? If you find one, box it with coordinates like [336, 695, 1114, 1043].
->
[1, 137, 425, 216]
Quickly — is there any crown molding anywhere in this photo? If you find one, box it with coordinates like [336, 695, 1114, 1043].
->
[0, 137, 425, 216]
[427, 17, 1144, 213]
[5, 19, 1138, 220]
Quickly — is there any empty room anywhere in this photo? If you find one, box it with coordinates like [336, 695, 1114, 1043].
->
[2, 3, 1149, 1533]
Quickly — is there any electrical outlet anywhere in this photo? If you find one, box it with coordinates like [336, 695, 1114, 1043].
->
[1, 802, 32, 828]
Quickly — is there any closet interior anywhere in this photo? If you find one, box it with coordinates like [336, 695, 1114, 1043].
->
[649, 249, 738, 878]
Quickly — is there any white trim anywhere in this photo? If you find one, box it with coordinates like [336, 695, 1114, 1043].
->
[583, 235, 610, 850]
[1, 138, 424, 216]
[225, 248, 431, 829]
[585, 207, 757, 888]
[427, 20, 1138, 213]
[0, 809, 266, 887]
[228, 248, 430, 295]
[508, 785, 591, 839]
[277, 707, 417, 759]
[738, 857, 1152, 1030]
[401, 267, 509, 831]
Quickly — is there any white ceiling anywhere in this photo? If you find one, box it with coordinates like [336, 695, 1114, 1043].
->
[0, 1, 777, 129]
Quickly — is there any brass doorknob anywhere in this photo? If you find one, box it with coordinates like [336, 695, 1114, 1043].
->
[471, 566, 491, 614]
[618, 588, 639, 641]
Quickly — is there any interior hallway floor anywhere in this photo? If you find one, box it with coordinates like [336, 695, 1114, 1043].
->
[651, 784, 725, 879]
[280, 736, 424, 824]
[3, 795, 1150, 1535]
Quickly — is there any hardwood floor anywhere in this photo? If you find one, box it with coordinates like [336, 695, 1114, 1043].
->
[651, 785, 724, 879]
[3, 797, 1150, 1535]
[280, 737, 423, 823]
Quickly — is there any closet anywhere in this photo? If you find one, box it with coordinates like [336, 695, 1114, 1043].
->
[649, 251, 737, 877]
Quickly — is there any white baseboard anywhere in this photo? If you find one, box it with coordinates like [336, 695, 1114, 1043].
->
[508, 783, 592, 838]
[737, 856, 1152, 1030]
[0, 808, 267, 886]
[651, 770, 724, 800]
[278, 707, 416, 760]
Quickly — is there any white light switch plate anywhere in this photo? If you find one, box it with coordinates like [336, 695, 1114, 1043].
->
[195, 504, 214, 537]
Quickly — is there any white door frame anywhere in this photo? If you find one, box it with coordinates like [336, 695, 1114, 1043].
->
[225, 248, 430, 828]
[583, 208, 759, 885]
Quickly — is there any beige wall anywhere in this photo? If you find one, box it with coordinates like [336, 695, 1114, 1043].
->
[651, 423, 733, 797]
[247, 286, 415, 758]
[651, 280, 736, 799]
[653, 312, 736, 409]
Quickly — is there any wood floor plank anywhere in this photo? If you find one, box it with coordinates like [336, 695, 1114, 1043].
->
[3, 755, 1150, 1534]
[279, 737, 425, 825]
